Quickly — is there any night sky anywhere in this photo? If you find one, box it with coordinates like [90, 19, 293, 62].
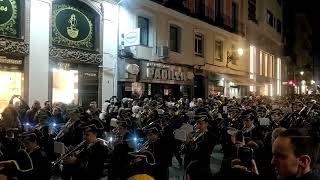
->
[284, 0, 318, 50]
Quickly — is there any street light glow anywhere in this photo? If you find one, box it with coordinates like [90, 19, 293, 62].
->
[300, 71, 304, 76]
[237, 48, 244, 56]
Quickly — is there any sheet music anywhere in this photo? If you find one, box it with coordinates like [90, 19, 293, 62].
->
[54, 141, 66, 154]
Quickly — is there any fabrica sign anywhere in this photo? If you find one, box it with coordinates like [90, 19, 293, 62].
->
[142, 62, 194, 85]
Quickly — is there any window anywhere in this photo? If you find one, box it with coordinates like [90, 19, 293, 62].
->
[264, 53, 268, 77]
[269, 55, 274, 78]
[214, 40, 223, 61]
[248, 0, 256, 21]
[215, 0, 224, 15]
[231, 44, 237, 65]
[194, 33, 204, 56]
[138, 16, 149, 46]
[232, 2, 238, 30]
[169, 25, 181, 53]
[266, 10, 274, 27]
[195, 0, 205, 16]
[249, 45, 256, 80]
[276, 58, 281, 95]
[259, 51, 263, 76]
[277, 19, 282, 33]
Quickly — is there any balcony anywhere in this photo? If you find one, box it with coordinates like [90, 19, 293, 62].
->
[150, 0, 246, 37]
[128, 45, 153, 60]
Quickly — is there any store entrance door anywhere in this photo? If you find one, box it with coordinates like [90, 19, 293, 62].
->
[78, 65, 99, 107]
[52, 68, 78, 104]
[194, 75, 205, 98]
[0, 71, 23, 112]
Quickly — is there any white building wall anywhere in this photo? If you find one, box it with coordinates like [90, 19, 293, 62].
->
[28, 0, 51, 105]
[245, 0, 285, 96]
[122, 0, 248, 74]
[101, 2, 119, 102]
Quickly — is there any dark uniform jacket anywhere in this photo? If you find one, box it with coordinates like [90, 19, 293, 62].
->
[148, 137, 172, 180]
[23, 148, 51, 180]
[184, 132, 217, 180]
[74, 141, 108, 180]
[283, 172, 320, 180]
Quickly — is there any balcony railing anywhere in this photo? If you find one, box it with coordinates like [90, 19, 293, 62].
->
[150, 0, 246, 37]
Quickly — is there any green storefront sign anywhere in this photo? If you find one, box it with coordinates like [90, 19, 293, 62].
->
[52, 3, 95, 50]
[0, 0, 19, 38]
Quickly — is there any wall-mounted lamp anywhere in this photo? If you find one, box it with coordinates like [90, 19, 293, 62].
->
[300, 71, 304, 76]
[226, 48, 243, 67]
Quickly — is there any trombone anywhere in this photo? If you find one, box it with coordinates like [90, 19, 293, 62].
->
[51, 140, 86, 168]
[129, 140, 156, 166]
[181, 129, 205, 151]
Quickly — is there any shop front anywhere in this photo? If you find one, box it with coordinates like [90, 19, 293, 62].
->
[208, 73, 225, 97]
[49, 0, 102, 107]
[0, 56, 24, 112]
[139, 61, 194, 99]
[211, 73, 257, 97]
[0, 0, 28, 112]
[117, 58, 141, 99]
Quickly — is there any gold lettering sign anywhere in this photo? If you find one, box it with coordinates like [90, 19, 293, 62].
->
[67, 14, 79, 38]
[57, 62, 70, 70]
[0, 6, 8, 12]
[52, 3, 95, 50]
[144, 62, 194, 85]
[0, 0, 18, 37]
[0, 56, 22, 65]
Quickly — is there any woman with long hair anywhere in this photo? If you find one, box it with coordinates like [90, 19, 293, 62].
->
[0, 105, 21, 130]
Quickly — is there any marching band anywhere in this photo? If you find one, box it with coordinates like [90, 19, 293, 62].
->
[0, 95, 320, 179]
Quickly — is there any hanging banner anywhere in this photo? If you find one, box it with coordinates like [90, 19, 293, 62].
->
[52, 2, 96, 50]
[0, 0, 20, 38]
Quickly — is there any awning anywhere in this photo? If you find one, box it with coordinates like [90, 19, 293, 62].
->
[220, 73, 264, 86]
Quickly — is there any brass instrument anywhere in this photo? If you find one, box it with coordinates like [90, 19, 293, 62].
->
[181, 129, 205, 151]
[189, 129, 205, 143]
[54, 123, 70, 140]
[51, 140, 86, 168]
[129, 140, 156, 166]
[137, 140, 150, 152]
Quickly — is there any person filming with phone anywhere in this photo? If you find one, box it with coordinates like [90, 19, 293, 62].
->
[215, 130, 260, 180]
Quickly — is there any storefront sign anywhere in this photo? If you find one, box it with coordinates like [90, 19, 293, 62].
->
[123, 28, 140, 47]
[0, 56, 22, 65]
[0, 0, 19, 38]
[52, 3, 95, 50]
[126, 64, 139, 75]
[140, 62, 194, 85]
[57, 62, 70, 70]
[84, 72, 97, 77]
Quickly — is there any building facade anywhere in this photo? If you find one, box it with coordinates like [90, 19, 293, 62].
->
[245, 0, 287, 96]
[292, 14, 313, 94]
[117, 0, 287, 99]
[0, 0, 289, 112]
[117, 0, 253, 99]
[0, 0, 118, 111]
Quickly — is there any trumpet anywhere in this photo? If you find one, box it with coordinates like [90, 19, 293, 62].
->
[187, 129, 205, 143]
[51, 140, 86, 168]
[137, 140, 150, 152]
